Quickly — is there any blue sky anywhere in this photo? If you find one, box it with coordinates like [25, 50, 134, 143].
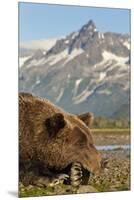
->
[19, 2, 130, 42]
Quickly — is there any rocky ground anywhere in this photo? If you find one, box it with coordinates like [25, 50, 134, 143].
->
[19, 130, 130, 197]
[92, 129, 130, 146]
[89, 149, 130, 192]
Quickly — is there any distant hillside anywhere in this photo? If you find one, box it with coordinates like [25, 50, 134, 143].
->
[111, 103, 130, 119]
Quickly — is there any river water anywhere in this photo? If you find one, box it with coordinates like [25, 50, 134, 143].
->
[96, 144, 130, 151]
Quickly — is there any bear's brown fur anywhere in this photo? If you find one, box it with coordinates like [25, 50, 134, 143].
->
[19, 92, 101, 185]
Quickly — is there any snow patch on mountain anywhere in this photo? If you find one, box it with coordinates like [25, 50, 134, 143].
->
[43, 51, 47, 55]
[123, 41, 130, 50]
[71, 32, 79, 40]
[73, 79, 83, 96]
[19, 56, 31, 68]
[65, 48, 84, 64]
[76, 79, 82, 86]
[65, 40, 69, 44]
[35, 79, 41, 85]
[73, 82, 105, 104]
[98, 32, 104, 40]
[97, 89, 111, 95]
[102, 51, 129, 65]
[99, 72, 106, 81]
[93, 58, 112, 71]
[67, 74, 71, 78]
[27, 57, 46, 68]
[25, 47, 84, 67]
[56, 88, 64, 103]
[49, 50, 68, 65]
[73, 87, 92, 104]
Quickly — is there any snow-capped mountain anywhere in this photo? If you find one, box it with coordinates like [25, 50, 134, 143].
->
[19, 20, 130, 118]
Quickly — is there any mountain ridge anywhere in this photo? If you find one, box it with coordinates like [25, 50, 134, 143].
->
[19, 19, 130, 119]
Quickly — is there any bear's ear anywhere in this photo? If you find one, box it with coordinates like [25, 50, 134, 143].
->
[77, 112, 94, 128]
[45, 113, 66, 138]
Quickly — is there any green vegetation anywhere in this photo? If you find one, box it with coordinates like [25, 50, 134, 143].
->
[91, 182, 130, 192]
[19, 184, 76, 197]
[19, 185, 55, 197]
[91, 129, 130, 135]
[92, 117, 130, 129]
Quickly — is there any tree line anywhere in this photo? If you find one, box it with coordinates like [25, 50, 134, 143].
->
[92, 117, 130, 129]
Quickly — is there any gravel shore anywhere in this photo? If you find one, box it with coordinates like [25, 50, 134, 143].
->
[90, 149, 130, 192]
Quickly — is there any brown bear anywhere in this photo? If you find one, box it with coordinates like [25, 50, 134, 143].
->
[19, 92, 101, 187]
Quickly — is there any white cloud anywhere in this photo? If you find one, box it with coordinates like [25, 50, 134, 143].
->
[20, 38, 58, 50]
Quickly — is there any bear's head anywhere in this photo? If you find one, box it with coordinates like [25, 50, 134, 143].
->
[43, 112, 101, 174]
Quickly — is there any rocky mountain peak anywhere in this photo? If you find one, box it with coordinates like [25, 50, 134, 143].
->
[84, 20, 96, 31]
[79, 19, 97, 37]
[66, 20, 98, 53]
[46, 19, 98, 55]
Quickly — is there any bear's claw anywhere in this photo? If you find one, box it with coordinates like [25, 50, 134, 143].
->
[50, 173, 69, 186]
[70, 162, 82, 187]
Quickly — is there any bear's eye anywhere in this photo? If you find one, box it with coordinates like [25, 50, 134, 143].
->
[78, 134, 87, 147]
[76, 131, 87, 147]
[72, 126, 88, 147]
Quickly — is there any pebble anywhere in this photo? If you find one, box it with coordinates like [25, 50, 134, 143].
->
[89, 150, 130, 191]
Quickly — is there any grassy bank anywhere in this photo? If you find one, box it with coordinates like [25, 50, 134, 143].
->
[91, 129, 130, 135]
